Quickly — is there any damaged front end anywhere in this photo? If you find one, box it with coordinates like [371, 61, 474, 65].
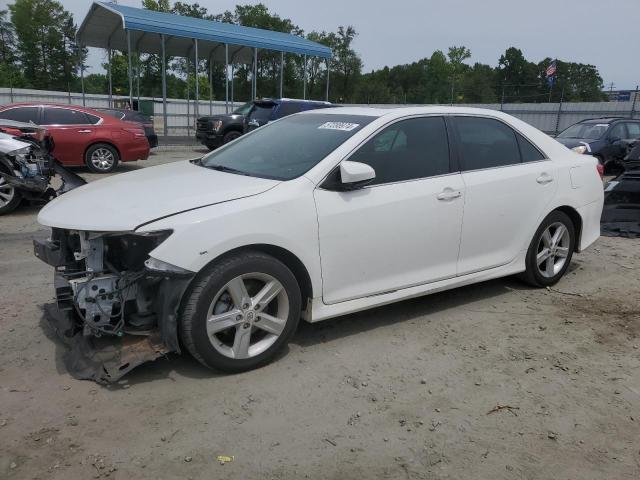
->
[0, 122, 85, 214]
[34, 229, 194, 383]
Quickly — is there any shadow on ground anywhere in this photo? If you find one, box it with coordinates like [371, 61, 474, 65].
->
[38, 274, 544, 388]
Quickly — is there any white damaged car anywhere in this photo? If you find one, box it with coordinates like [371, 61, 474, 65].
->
[35, 107, 604, 382]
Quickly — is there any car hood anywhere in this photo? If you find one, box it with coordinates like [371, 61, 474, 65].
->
[199, 114, 244, 122]
[0, 133, 32, 154]
[37, 160, 279, 231]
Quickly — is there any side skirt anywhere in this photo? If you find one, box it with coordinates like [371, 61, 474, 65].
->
[307, 255, 526, 323]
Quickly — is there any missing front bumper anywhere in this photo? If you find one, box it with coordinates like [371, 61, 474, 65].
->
[45, 303, 170, 383]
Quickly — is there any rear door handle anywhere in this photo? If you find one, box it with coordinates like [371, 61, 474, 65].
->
[536, 173, 554, 184]
[437, 188, 462, 201]
[78, 129, 92, 133]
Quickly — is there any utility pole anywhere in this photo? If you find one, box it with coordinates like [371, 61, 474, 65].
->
[631, 85, 639, 119]
[555, 87, 565, 135]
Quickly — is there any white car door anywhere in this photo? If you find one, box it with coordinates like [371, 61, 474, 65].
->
[452, 116, 557, 275]
[314, 116, 465, 304]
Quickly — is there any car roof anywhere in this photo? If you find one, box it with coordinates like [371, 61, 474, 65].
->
[2, 102, 107, 117]
[579, 117, 633, 124]
[255, 98, 332, 106]
[302, 105, 522, 119]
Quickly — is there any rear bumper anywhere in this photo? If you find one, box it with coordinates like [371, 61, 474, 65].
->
[147, 134, 158, 148]
[121, 140, 150, 162]
[577, 199, 604, 251]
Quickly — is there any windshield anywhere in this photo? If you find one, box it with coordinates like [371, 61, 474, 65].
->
[233, 102, 253, 115]
[200, 114, 375, 180]
[557, 123, 608, 140]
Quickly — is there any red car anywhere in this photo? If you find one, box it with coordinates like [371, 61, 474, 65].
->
[0, 103, 149, 173]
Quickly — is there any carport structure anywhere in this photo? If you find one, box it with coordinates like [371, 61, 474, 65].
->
[77, 2, 333, 135]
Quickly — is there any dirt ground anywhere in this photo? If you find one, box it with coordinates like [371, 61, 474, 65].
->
[1, 151, 639, 480]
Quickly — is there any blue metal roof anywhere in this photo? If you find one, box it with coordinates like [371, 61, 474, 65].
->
[78, 2, 332, 60]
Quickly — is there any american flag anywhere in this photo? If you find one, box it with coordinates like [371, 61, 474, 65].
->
[546, 60, 557, 78]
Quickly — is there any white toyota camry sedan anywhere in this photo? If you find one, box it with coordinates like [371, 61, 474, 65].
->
[35, 106, 604, 381]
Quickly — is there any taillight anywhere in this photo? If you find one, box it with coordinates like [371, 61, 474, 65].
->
[596, 163, 604, 179]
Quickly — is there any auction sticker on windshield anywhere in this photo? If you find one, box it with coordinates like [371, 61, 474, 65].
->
[318, 122, 360, 132]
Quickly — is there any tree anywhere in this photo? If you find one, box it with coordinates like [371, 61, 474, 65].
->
[8, 0, 85, 90]
[0, 9, 23, 88]
[447, 46, 471, 103]
[330, 26, 362, 102]
[497, 47, 540, 102]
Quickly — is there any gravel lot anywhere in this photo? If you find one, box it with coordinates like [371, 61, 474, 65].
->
[1, 151, 639, 479]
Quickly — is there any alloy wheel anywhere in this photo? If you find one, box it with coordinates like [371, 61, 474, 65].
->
[536, 221, 570, 278]
[90, 148, 115, 171]
[0, 176, 15, 207]
[206, 273, 290, 359]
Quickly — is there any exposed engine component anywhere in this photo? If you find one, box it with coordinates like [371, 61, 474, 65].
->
[0, 120, 85, 215]
[34, 229, 194, 382]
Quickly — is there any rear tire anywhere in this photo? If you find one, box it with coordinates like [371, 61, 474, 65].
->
[519, 210, 576, 287]
[223, 131, 242, 144]
[85, 143, 119, 173]
[180, 251, 301, 373]
[0, 175, 21, 215]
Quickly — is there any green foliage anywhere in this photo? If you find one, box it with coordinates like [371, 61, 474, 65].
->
[0, 0, 608, 105]
[7, 0, 85, 90]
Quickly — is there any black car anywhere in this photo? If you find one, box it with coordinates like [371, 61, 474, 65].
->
[196, 98, 333, 150]
[196, 102, 253, 150]
[244, 98, 334, 133]
[97, 108, 158, 148]
[556, 117, 640, 171]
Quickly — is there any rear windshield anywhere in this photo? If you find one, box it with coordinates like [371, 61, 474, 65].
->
[557, 123, 608, 140]
[200, 114, 375, 180]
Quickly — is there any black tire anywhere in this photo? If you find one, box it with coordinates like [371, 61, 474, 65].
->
[222, 130, 242, 144]
[180, 251, 302, 373]
[85, 143, 120, 173]
[519, 210, 576, 287]
[0, 175, 21, 215]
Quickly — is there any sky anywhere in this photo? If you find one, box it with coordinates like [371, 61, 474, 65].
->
[47, 0, 640, 90]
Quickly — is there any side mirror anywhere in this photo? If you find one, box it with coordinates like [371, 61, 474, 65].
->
[339, 161, 375, 189]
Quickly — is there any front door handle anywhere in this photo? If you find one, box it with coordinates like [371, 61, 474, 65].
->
[536, 173, 554, 184]
[78, 129, 92, 133]
[437, 188, 462, 201]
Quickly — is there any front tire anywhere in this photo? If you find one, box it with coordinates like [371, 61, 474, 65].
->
[180, 251, 301, 373]
[85, 143, 119, 173]
[520, 210, 576, 287]
[0, 175, 21, 215]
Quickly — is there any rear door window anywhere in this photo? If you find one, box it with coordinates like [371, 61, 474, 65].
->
[455, 116, 521, 171]
[516, 133, 545, 162]
[0, 106, 40, 123]
[42, 108, 91, 125]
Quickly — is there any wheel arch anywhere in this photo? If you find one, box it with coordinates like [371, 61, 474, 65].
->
[223, 124, 243, 135]
[552, 205, 583, 252]
[84, 141, 121, 161]
[192, 243, 314, 312]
